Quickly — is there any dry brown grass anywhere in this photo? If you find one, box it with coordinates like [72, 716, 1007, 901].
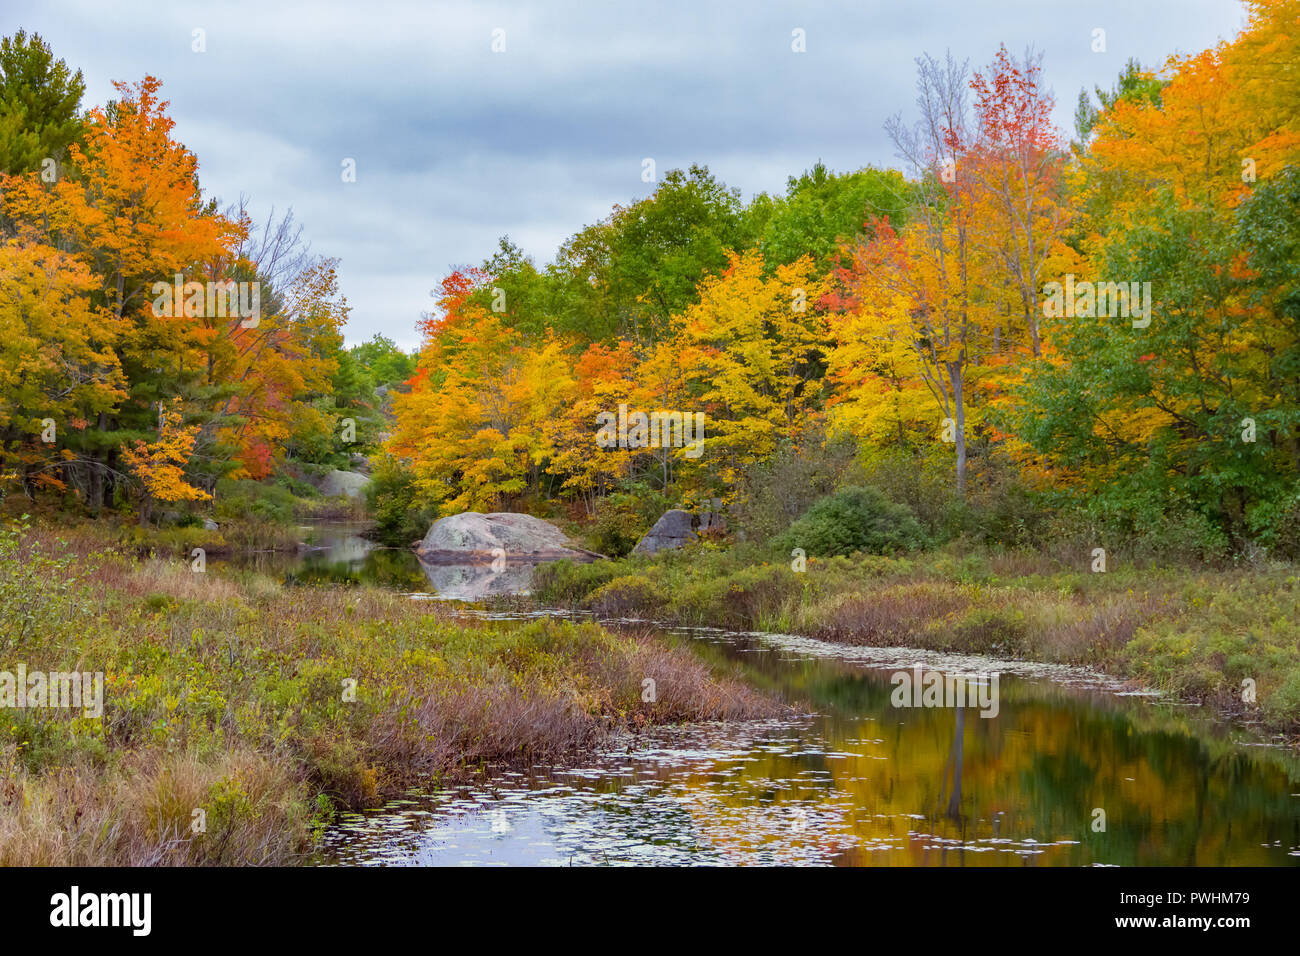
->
[623, 633, 779, 723]
[810, 582, 972, 646]
[0, 747, 309, 866]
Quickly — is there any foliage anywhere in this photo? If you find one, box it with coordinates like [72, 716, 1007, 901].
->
[0, 30, 84, 175]
[775, 486, 928, 557]
[120, 398, 209, 521]
[730, 425, 860, 543]
[7, 8, 1300, 559]
[365, 455, 437, 546]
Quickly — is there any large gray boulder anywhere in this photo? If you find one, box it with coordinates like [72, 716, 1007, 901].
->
[632, 504, 728, 555]
[632, 509, 698, 555]
[320, 469, 371, 499]
[417, 512, 601, 564]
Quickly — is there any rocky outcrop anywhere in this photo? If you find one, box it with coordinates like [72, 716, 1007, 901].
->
[416, 512, 603, 564]
[632, 503, 726, 555]
[632, 509, 698, 555]
[698, 499, 726, 535]
[320, 469, 371, 499]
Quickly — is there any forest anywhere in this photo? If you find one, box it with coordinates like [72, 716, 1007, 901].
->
[1, 2, 1296, 573]
[0, 37, 412, 535]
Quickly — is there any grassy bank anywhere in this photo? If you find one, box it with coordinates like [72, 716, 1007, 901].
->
[531, 544, 1300, 734]
[0, 524, 777, 865]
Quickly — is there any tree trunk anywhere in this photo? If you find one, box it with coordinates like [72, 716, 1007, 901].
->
[951, 363, 968, 496]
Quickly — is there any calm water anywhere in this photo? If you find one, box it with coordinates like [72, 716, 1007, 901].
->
[219, 523, 543, 598]
[222, 528, 1300, 867]
[217, 523, 429, 591]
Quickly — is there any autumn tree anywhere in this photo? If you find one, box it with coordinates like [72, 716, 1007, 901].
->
[120, 398, 209, 523]
[1, 75, 241, 509]
[546, 341, 637, 512]
[867, 51, 992, 494]
[667, 250, 830, 492]
[1011, 0, 1300, 542]
[388, 269, 575, 513]
[0, 240, 126, 497]
[968, 45, 1069, 359]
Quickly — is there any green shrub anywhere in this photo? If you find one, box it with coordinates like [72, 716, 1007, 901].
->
[585, 506, 646, 558]
[213, 479, 299, 524]
[530, 559, 626, 604]
[859, 450, 966, 540]
[1135, 508, 1230, 563]
[0, 522, 97, 652]
[775, 486, 927, 557]
[1264, 669, 1300, 725]
[366, 457, 438, 546]
[732, 427, 860, 543]
[950, 607, 1029, 656]
[588, 574, 665, 617]
[1247, 487, 1300, 560]
[580, 488, 673, 557]
[1038, 487, 1233, 567]
[669, 563, 804, 629]
[964, 464, 1053, 549]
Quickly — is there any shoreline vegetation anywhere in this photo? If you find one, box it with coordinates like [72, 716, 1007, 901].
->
[10, 509, 1300, 868]
[5, 507, 1300, 865]
[529, 544, 1300, 739]
[0, 523, 778, 866]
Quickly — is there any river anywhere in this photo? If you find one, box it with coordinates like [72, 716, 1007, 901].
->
[222, 524, 1300, 866]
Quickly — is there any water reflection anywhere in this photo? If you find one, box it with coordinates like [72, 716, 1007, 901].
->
[214, 523, 549, 599]
[217, 524, 428, 590]
[321, 625, 1300, 867]
[416, 560, 542, 600]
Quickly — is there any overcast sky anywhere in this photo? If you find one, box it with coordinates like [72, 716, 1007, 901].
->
[9, 0, 1248, 350]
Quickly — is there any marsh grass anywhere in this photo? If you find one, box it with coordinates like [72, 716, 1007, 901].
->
[532, 545, 1300, 733]
[0, 523, 780, 865]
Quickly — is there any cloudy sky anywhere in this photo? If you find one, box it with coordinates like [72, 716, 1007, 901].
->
[10, 0, 1247, 350]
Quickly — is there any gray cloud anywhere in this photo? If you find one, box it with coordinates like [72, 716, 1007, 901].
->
[10, 0, 1247, 348]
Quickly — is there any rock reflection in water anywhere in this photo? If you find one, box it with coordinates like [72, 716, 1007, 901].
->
[416, 560, 540, 600]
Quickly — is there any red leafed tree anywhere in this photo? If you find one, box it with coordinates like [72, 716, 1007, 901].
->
[417, 266, 490, 340]
[968, 45, 1069, 359]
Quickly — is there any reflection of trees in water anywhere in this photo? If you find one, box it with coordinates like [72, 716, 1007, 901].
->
[283, 547, 429, 590]
[636, 637, 1300, 865]
[939, 707, 965, 821]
